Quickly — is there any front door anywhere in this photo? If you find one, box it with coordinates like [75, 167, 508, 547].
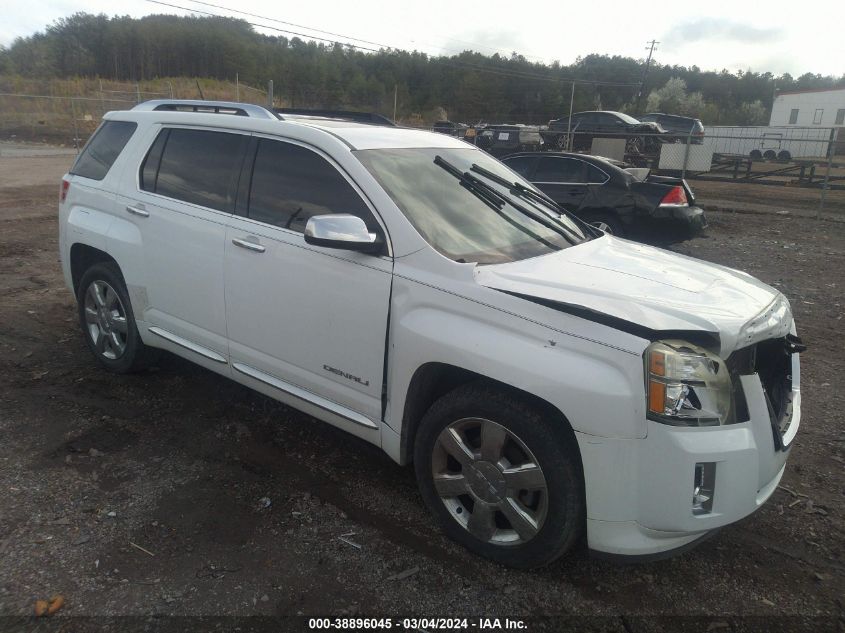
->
[224, 136, 392, 427]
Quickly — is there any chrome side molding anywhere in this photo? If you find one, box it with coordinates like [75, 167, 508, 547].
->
[232, 362, 378, 429]
[148, 327, 227, 363]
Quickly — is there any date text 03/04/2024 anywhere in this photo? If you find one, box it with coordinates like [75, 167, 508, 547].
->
[307, 617, 528, 630]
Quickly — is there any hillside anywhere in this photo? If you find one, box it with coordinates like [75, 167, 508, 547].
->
[2, 12, 844, 125]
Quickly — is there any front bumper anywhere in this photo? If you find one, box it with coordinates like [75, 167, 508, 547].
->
[577, 353, 800, 558]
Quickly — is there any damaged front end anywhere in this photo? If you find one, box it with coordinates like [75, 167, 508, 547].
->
[726, 333, 805, 450]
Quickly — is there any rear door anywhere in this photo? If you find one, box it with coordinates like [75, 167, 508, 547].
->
[223, 136, 392, 427]
[531, 156, 588, 211]
[117, 126, 248, 365]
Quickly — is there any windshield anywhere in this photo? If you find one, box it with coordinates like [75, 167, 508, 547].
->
[354, 147, 589, 265]
[615, 112, 641, 125]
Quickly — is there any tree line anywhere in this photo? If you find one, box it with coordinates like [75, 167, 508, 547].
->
[2, 12, 843, 125]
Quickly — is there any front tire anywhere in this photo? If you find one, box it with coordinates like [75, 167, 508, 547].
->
[414, 383, 584, 568]
[77, 263, 157, 373]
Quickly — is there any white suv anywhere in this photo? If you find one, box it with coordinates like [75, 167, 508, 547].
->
[59, 100, 803, 568]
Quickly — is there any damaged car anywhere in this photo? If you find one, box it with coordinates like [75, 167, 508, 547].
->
[501, 151, 707, 238]
[540, 110, 667, 157]
[474, 123, 543, 157]
[60, 101, 802, 568]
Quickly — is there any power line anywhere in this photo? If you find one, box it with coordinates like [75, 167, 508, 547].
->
[145, 0, 382, 51]
[182, 0, 556, 64]
[181, 0, 390, 49]
[144, 0, 640, 88]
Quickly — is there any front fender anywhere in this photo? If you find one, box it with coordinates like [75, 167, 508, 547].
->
[386, 269, 649, 447]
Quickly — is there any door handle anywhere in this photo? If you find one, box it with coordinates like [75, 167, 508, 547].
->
[126, 205, 149, 217]
[232, 238, 266, 253]
[568, 188, 585, 196]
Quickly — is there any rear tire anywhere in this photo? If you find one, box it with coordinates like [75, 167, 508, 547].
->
[77, 263, 158, 373]
[414, 383, 584, 568]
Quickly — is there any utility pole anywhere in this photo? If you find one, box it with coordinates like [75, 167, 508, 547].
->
[636, 39, 659, 114]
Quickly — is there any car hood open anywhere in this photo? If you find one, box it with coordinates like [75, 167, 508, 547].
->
[474, 235, 792, 356]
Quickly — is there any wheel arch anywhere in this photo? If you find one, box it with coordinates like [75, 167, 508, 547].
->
[70, 243, 121, 296]
[399, 362, 581, 470]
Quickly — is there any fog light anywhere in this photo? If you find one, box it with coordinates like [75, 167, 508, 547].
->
[693, 462, 716, 515]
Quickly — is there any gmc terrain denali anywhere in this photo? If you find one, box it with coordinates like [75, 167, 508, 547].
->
[59, 101, 803, 568]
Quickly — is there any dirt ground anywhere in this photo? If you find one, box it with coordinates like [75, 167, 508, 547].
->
[691, 179, 845, 218]
[0, 144, 843, 631]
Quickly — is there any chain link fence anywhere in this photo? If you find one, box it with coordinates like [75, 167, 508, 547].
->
[1, 85, 842, 219]
[0, 79, 269, 149]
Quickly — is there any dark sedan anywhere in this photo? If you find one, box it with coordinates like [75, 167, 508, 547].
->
[640, 113, 705, 144]
[501, 152, 707, 238]
[539, 110, 668, 157]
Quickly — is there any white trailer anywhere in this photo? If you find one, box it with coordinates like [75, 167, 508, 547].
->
[703, 126, 834, 160]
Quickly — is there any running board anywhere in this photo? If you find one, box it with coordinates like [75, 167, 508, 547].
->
[148, 327, 227, 364]
[232, 362, 379, 430]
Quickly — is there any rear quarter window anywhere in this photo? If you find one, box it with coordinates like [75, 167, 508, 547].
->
[70, 120, 137, 181]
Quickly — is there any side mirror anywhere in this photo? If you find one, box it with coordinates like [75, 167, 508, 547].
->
[304, 214, 380, 253]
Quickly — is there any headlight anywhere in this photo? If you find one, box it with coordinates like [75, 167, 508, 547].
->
[645, 340, 733, 426]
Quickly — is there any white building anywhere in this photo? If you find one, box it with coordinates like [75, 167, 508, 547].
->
[770, 87, 845, 128]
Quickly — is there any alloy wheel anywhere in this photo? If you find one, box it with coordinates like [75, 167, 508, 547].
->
[431, 417, 548, 546]
[83, 280, 129, 360]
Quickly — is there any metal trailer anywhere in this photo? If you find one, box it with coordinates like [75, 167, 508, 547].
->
[703, 126, 834, 161]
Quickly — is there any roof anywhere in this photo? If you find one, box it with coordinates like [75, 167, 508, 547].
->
[775, 87, 845, 97]
[643, 112, 700, 120]
[112, 102, 470, 151]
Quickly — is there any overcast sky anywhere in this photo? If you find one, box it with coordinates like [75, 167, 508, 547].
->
[2, 0, 842, 77]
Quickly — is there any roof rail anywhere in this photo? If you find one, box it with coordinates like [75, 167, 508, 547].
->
[273, 108, 396, 127]
[132, 100, 279, 120]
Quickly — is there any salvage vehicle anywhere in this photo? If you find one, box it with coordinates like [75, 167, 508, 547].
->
[433, 120, 470, 138]
[474, 124, 543, 157]
[501, 151, 707, 237]
[59, 100, 803, 568]
[541, 111, 667, 157]
[640, 113, 705, 144]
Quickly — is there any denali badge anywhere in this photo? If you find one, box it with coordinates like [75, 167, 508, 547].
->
[323, 364, 370, 386]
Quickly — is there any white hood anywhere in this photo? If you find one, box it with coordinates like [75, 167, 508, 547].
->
[474, 236, 792, 356]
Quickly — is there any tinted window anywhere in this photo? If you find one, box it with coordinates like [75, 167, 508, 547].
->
[533, 157, 585, 183]
[153, 129, 247, 212]
[503, 155, 538, 178]
[70, 120, 137, 181]
[248, 139, 377, 233]
[585, 163, 609, 184]
[595, 113, 619, 126]
[140, 130, 169, 192]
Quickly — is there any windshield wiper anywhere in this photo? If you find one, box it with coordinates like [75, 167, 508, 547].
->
[470, 163, 560, 211]
[433, 155, 505, 213]
[469, 163, 595, 241]
[434, 156, 578, 246]
[433, 155, 560, 250]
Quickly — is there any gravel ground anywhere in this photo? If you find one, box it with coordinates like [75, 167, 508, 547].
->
[0, 146, 843, 631]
